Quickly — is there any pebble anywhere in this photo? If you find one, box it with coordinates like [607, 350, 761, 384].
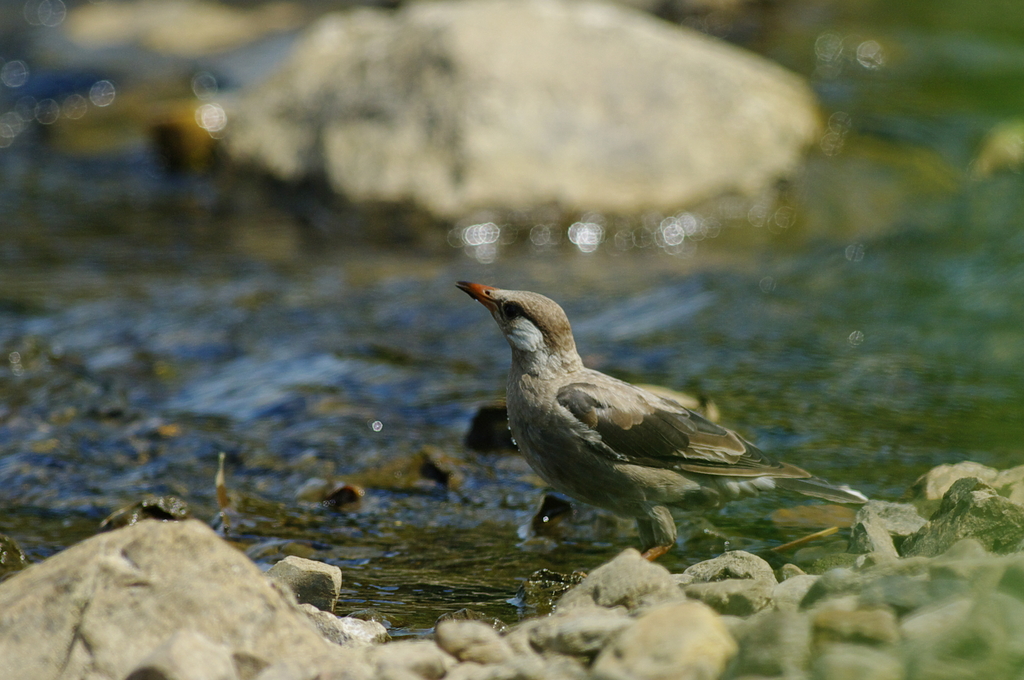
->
[266, 555, 343, 612]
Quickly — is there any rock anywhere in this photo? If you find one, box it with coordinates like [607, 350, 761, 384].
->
[678, 550, 777, 615]
[297, 604, 389, 647]
[370, 640, 456, 680]
[227, 0, 820, 221]
[812, 607, 901, 646]
[266, 555, 343, 612]
[731, 608, 811, 677]
[683, 578, 774, 616]
[435, 608, 507, 633]
[901, 477, 1024, 557]
[906, 461, 999, 503]
[811, 643, 904, 680]
[801, 568, 862, 608]
[850, 501, 926, 557]
[680, 550, 777, 584]
[0, 519, 360, 680]
[463, 401, 516, 451]
[524, 607, 633, 658]
[772, 574, 819, 611]
[435, 619, 512, 665]
[556, 548, 683, 613]
[124, 630, 238, 680]
[590, 600, 737, 680]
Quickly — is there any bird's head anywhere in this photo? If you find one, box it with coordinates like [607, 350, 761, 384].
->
[456, 282, 581, 371]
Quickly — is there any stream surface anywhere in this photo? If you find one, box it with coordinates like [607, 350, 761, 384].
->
[2, 0, 1023, 636]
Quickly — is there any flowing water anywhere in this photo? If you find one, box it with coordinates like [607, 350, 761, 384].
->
[1, 0, 1023, 635]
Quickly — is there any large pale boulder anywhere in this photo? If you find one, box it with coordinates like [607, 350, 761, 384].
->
[226, 0, 820, 220]
[0, 520, 363, 680]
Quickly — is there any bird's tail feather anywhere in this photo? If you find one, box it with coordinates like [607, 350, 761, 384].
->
[776, 477, 868, 504]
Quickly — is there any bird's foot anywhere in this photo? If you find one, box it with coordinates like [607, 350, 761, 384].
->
[640, 545, 671, 561]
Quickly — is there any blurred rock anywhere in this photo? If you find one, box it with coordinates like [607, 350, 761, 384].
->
[435, 608, 508, 633]
[902, 477, 1024, 557]
[124, 629, 238, 680]
[557, 548, 683, 613]
[973, 118, 1024, 178]
[0, 520, 364, 680]
[435, 619, 513, 664]
[369, 639, 456, 680]
[677, 550, 778, 615]
[63, 0, 305, 57]
[227, 0, 820, 221]
[590, 600, 737, 680]
[99, 495, 191, 531]
[520, 607, 632, 659]
[266, 555, 342, 612]
[349, 446, 465, 491]
[812, 607, 901, 646]
[731, 608, 811, 677]
[811, 643, 904, 680]
[321, 483, 366, 510]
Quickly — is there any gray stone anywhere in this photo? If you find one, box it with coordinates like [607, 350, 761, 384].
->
[0, 520, 359, 680]
[811, 643, 904, 680]
[901, 477, 1024, 557]
[297, 604, 389, 647]
[524, 607, 632, 658]
[591, 600, 736, 680]
[226, 0, 820, 221]
[731, 608, 811, 677]
[435, 619, 512, 664]
[683, 578, 774, 616]
[266, 555, 343, 612]
[556, 548, 682, 613]
[772, 574, 819, 611]
[681, 550, 777, 585]
[124, 630, 239, 680]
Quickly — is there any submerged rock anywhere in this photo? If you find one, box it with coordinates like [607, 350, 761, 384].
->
[226, 0, 820, 221]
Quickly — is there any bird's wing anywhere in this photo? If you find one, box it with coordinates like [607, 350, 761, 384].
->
[556, 378, 809, 479]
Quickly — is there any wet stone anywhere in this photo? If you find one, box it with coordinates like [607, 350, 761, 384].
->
[266, 555, 343, 612]
[512, 568, 587, 617]
[463, 401, 515, 451]
[435, 608, 508, 633]
[0, 533, 29, 579]
[99, 495, 191, 531]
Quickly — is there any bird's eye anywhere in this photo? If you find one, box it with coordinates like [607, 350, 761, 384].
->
[502, 302, 525, 320]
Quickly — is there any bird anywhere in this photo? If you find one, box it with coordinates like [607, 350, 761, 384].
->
[456, 281, 867, 560]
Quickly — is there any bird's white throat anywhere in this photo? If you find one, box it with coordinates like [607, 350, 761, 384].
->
[506, 317, 545, 353]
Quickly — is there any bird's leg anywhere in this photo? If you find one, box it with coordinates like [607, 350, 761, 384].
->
[640, 544, 671, 561]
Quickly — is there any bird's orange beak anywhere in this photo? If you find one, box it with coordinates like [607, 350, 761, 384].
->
[456, 281, 499, 312]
